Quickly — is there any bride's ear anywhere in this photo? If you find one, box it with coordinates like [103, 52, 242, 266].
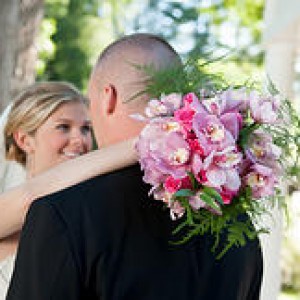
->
[103, 84, 117, 115]
[13, 130, 35, 154]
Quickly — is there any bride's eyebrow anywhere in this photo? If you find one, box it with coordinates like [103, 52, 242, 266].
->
[54, 118, 92, 124]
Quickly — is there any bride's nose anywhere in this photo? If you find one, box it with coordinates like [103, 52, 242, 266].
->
[69, 128, 87, 147]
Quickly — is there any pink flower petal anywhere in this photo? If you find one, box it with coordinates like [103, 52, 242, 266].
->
[206, 167, 226, 187]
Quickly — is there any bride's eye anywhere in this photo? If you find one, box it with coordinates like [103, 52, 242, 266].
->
[81, 125, 92, 135]
[56, 123, 70, 132]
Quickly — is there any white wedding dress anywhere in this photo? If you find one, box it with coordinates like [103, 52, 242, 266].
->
[0, 255, 15, 300]
[0, 105, 26, 300]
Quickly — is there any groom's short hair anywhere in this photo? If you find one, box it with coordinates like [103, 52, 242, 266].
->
[96, 33, 181, 68]
[90, 33, 182, 108]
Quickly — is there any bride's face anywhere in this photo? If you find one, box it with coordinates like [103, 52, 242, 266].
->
[25, 101, 93, 177]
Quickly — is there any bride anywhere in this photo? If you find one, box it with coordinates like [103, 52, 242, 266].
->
[0, 81, 136, 299]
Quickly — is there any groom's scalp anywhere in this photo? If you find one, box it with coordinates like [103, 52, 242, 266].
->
[95, 33, 181, 71]
[90, 33, 182, 107]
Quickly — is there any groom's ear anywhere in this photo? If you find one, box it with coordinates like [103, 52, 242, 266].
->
[103, 84, 117, 115]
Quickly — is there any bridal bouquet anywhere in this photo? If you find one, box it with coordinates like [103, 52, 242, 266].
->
[133, 62, 299, 258]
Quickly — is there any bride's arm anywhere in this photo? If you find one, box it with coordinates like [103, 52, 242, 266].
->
[0, 138, 137, 238]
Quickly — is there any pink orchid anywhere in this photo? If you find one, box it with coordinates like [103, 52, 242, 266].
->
[196, 91, 243, 140]
[199, 88, 249, 116]
[156, 131, 191, 178]
[245, 130, 282, 168]
[136, 88, 284, 228]
[202, 148, 242, 192]
[144, 94, 182, 118]
[138, 118, 191, 180]
[244, 163, 277, 198]
[219, 88, 250, 113]
[249, 92, 280, 124]
[145, 99, 169, 118]
[142, 161, 167, 186]
[192, 113, 236, 155]
[161, 93, 182, 112]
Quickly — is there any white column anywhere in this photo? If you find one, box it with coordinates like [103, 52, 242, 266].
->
[262, 11, 297, 300]
[265, 42, 295, 98]
[261, 1, 297, 300]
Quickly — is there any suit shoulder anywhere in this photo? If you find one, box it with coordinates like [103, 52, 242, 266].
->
[35, 165, 145, 224]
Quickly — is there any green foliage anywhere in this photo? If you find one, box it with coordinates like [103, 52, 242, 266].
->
[131, 0, 264, 66]
[39, 0, 98, 89]
[260, 77, 300, 190]
[36, 19, 56, 76]
[131, 1, 211, 59]
[46, 17, 90, 89]
[37, 0, 265, 92]
[38, 0, 116, 91]
[133, 57, 229, 102]
[172, 183, 280, 259]
[202, 186, 223, 204]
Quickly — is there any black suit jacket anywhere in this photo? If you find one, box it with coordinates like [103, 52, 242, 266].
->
[7, 165, 263, 300]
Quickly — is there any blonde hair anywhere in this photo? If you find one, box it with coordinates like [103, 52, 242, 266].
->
[4, 81, 88, 165]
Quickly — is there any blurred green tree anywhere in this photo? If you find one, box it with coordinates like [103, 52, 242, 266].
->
[131, 0, 264, 68]
[38, 0, 99, 89]
[37, 0, 265, 90]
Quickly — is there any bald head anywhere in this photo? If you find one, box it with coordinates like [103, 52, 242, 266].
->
[99, 33, 180, 66]
[91, 33, 181, 105]
[88, 33, 181, 146]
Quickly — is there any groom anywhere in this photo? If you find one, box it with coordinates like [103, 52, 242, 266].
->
[7, 34, 263, 300]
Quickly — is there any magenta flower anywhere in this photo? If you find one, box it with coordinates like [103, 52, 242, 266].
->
[220, 189, 237, 205]
[183, 92, 203, 111]
[164, 176, 182, 193]
[164, 175, 193, 195]
[174, 106, 196, 132]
